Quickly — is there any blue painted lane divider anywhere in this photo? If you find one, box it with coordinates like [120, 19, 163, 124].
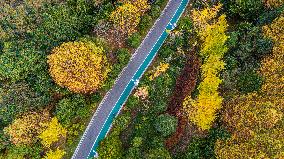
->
[88, 0, 189, 158]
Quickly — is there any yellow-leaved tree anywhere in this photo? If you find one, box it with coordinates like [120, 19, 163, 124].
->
[215, 13, 284, 159]
[264, 0, 284, 8]
[132, 0, 151, 14]
[48, 41, 111, 93]
[149, 62, 170, 81]
[261, 14, 284, 103]
[118, 0, 150, 14]
[110, 0, 150, 35]
[4, 111, 50, 146]
[183, 4, 228, 130]
[39, 117, 67, 148]
[44, 148, 66, 159]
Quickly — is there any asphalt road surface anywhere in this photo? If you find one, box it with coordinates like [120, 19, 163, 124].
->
[72, 0, 188, 158]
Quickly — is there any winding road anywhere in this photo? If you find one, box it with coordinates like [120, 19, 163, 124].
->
[72, 0, 189, 158]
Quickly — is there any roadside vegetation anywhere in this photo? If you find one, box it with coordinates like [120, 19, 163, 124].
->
[0, 0, 167, 158]
[98, 0, 284, 159]
[0, 0, 283, 159]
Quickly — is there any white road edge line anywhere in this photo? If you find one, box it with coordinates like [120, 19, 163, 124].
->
[72, 0, 187, 158]
[87, 1, 186, 157]
[72, 1, 174, 157]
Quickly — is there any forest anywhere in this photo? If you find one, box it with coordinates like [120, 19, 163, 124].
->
[0, 0, 283, 158]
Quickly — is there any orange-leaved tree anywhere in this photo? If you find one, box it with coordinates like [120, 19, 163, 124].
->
[183, 4, 228, 130]
[48, 40, 111, 93]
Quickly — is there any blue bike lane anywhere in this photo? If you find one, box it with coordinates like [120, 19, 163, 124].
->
[72, 0, 189, 158]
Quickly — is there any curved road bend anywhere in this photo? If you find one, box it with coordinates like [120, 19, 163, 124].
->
[72, 0, 189, 158]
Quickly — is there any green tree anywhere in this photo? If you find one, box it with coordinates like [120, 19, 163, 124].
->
[0, 0, 54, 41]
[125, 147, 142, 159]
[55, 95, 88, 126]
[226, 23, 273, 70]
[145, 147, 171, 159]
[97, 130, 122, 159]
[0, 0, 95, 84]
[223, 22, 273, 95]
[139, 15, 153, 34]
[183, 128, 230, 159]
[125, 95, 140, 110]
[4, 143, 43, 159]
[125, 137, 143, 159]
[0, 130, 9, 151]
[31, 4, 86, 51]
[221, 0, 264, 21]
[127, 33, 142, 48]
[236, 70, 263, 93]
[116, 48, 131, 66]
[0, 82, 49, 125]
[154, 114, 178, 137]
[150, 5, 161, 19]
[0, 43, 45, 82]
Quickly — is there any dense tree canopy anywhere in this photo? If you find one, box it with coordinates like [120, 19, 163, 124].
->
[183, 4, 228, 130]
[265, 0, 284, 8]
[154, 114, 178, 137]
[215, 13, 284, 159]
[1, 0, 283, 158]
[39, 117, 67, 148]
[110, 0, 150, 35]
[4, 111, 50, 146]
[44, 148, 66, 159]
[145, 147, 171, 159]
[0, 82, 49, 125]
[221, 0, 264, 20]
[48, 41, 111, 93]
[0, 0, 157, 158]
[97, 129, 123, 159]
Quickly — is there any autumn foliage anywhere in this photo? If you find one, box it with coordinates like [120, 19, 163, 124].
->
[44, 148, 66, 159]
[167, 53, 200, 116]
[134, 86, 149, 100]
[165, 52, 200, 149]
[4, 111, 50, 146]
[110, 0, 150, 35]
[261, 14, 284, 103]
[215, 13, 284, 159]
[118, 0, 150, 14]
[0, 0, 51, 40]
[149, 62, 170, 81]
[48, 41, 110, 93]
[39, 117, 67, 148]
[183, 4, 228, 130]
[264, 0, 284, 8]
